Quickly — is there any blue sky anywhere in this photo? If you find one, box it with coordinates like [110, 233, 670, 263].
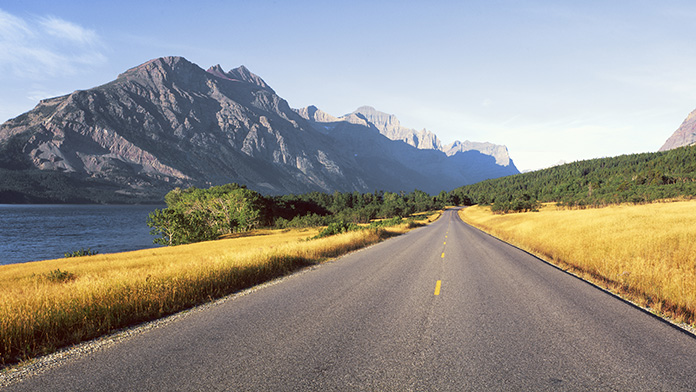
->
[2, 1, 696, 171]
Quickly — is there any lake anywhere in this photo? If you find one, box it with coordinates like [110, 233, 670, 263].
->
[0, 204, 165, 265]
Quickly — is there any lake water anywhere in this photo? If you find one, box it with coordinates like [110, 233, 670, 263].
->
[0, 205, 165, 265]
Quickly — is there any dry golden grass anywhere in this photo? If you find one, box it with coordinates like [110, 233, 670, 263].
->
[459, 201, 696, 326]
[0, 219, 427, 368]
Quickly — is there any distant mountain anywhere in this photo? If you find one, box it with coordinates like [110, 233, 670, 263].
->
[0, 56, 518, 203]
[347, 107, 515, 167]
[349, 106, 442, 150]
[660, 108, 696, 151]
[295, 105, 519, 189]
[296, 105, 518, 181]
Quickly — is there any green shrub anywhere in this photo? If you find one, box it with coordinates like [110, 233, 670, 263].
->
[45, 269, 76, 283]
[368, 216, 403, 228]
[313, 220, 360, 239]
[64, 248, 99, 258]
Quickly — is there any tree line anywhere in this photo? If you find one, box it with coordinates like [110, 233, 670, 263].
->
[448, 145, 696, 211]
[147, 184, 451, 245]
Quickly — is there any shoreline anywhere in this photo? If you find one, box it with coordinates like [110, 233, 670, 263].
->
[1, 213, 440, 369]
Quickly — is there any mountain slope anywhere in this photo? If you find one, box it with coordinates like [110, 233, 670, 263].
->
[660, 108, 696, 151]
[0, 56, 519, 203]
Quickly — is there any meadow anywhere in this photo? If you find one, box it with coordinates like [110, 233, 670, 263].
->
[459, 201, 696, 327]
[0, 215, 436, 368]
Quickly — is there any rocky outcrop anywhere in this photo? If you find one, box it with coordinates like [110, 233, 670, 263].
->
[350, 106, 443, 150]
[660, 108, 696, 151]
[444, 140, 512, 167]
[294, 105, 339, 124]
[0, 56, 519, 203]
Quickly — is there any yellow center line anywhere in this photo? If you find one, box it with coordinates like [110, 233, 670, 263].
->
[434, 280, 442, 296]
[441, 252, 445, 258]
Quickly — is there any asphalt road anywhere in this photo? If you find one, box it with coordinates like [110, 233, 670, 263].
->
[5, 209, 696, 391]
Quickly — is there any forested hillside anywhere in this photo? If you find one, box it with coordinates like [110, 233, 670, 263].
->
[449, 145, 696, 211]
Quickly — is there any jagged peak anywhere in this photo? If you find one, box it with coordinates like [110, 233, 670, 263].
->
[206, 64, 234, 81]
[351, 106, 401, 128]
[445, 140, 512, 166]
[341, 113, 370, 127]
[207, 64, 225, 73]
[226, 65, 274, 93]
[118, 56, 201, 79]
[294, 105, 339, 123]
[118, 57, 278, 95]
[233, 65, 251, 74]
[353, 105, 378, 114]
[294, 105, 318, 119]
[446, 140, 464, 149]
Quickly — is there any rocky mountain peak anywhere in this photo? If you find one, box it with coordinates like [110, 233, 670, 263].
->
[226, 65, 274, 93]
[347, 106, 442, 151]
[660, 108, 696, 151]
[118, 56, 200, 80]
[206, 64, 230, 80]
[204, 63, 274, 93]
[295, 105, 339, 123]
[352, 106, 402, 133]
[445, 140, 511, 166]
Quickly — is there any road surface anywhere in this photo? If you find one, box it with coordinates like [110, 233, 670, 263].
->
[5, 209, 696, 391]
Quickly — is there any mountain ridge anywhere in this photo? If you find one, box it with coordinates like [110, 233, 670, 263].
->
[349, 106, 443, 150]
[0, 56, 519, 203]
[295, 105, 516, 168]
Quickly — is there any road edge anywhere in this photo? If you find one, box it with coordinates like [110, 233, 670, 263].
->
[455, 209, 696, 340]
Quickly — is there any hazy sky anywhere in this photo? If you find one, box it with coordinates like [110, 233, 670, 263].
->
[2, 1, 696, 171]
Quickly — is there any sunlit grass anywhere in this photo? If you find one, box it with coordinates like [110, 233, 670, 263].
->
[459, 201, 696, 326]
[0, 216, 433, 368]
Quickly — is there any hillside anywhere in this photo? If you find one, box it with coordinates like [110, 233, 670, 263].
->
[0, 56, 518, 203]
[450, 145, 696, 208]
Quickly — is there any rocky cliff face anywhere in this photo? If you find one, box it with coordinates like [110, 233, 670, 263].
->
[350, 106, 442, 150]
[347, 106, 515, 167]
[0, 56, 519, 203]
[444, 140, 512, 166]
[295, 105, 519, 191]
[660, 108, 696, 151]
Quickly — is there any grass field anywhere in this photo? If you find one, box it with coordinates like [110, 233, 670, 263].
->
[0, 214, 438, 368]
[459, 201, 696, 327]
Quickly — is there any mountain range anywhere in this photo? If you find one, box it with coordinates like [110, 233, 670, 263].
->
[0, 56, 519, 203]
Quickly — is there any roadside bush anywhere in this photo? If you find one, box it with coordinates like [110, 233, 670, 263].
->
[368, 216, 403, 228]
[274, 213, 328, 229]
[313, 220, 360, 239]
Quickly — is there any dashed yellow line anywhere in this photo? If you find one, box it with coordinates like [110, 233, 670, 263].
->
[434, 280, 442, 296]
[441, 252, 445, 258]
